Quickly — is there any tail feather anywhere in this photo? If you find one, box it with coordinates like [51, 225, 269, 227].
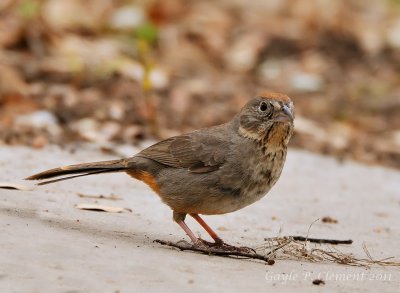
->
[26, 159, 129, 185]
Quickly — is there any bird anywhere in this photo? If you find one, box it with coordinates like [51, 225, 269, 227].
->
[26, 92, 294, 248]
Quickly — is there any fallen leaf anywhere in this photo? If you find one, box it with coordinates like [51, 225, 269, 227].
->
[75, 203, 131, 213]
[0, 182, 33, 191]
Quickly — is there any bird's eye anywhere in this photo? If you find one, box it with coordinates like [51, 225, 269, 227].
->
[259, 102, 269, 112]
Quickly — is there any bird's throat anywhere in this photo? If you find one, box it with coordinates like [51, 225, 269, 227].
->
[239, 123, 293, 149]
[263, 123, 293, 148]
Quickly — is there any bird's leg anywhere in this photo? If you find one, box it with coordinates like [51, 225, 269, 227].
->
[176, 220, 203, 245]
[173, 212, 253, 253]
[173, 211, 204, 246]
[190, 214, 223, 245]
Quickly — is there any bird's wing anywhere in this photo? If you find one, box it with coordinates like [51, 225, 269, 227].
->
[137, 132, 229, 173]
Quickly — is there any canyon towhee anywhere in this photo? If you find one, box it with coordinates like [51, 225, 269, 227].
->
[27, 92, 294, 247]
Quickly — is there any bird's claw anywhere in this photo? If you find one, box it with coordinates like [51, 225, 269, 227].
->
[196, 238, 256, 253]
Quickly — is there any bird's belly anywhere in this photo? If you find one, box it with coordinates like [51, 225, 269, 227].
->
[214, 153, 286, 214]
[198, 165, 283, 215]
[159, 179, 273, 215]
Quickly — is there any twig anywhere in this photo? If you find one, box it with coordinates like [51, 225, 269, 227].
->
[154, 239, 272, 263]
[291, 236, 353, 245]
[155, 237, 400, 267]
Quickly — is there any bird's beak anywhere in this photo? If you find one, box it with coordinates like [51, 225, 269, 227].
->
[274, 105, 294, 122]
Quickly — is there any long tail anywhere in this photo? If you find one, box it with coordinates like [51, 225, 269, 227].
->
[26, 159, 129, 185]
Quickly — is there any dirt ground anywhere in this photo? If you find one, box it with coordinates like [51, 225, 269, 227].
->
[0, 144, 399, 292]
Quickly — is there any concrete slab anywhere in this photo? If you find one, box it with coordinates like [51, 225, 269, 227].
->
[0, 145, 399, 292]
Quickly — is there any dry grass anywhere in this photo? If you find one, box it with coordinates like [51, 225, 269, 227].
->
[257, 237, 400, 267]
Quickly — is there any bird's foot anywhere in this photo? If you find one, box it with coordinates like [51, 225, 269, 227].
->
[198, 238, 256, 254]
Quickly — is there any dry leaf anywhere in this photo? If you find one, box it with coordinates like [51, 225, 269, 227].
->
[75, 203, 131, 213]
[0, 182, 33, 191]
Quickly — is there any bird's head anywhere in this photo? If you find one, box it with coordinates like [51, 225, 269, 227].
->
[238, 92, 294, 147]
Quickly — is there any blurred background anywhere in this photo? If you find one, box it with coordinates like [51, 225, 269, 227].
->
[0, 0, 399, 168]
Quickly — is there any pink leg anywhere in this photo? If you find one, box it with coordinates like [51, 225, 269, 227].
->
[177, 220, 202, 245]
[191, 214, 223, 244]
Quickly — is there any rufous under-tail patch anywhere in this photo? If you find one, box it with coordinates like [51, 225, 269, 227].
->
[127, 170, 161, 194]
